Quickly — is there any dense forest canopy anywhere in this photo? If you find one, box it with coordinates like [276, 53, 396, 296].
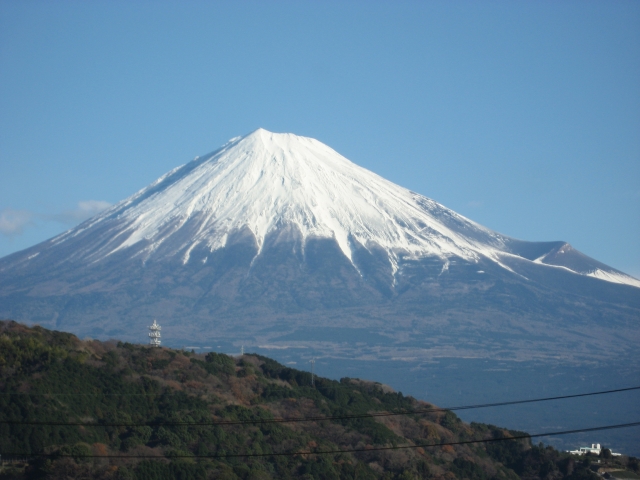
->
[0, 320, 636, 480]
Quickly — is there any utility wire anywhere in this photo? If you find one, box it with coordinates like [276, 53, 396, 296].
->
[3, 384, 634, 398]
[2, 422, 638, 459]
[0, 385, 637, 427]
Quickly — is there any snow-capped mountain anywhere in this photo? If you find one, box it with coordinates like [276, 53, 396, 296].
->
[0, 129, 639, 362]
[13, 128, 639, 288]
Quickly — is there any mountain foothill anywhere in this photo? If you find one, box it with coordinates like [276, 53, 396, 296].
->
[3, 320, 637, 480]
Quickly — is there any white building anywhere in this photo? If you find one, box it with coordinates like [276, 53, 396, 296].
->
[568, 444, 621, 457]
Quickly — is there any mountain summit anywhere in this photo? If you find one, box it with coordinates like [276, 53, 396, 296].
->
[77, 128, 508, 270]
[0, 129, 638, 362]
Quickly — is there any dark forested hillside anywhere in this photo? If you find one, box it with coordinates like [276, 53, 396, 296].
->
[0, 320, 628, 480]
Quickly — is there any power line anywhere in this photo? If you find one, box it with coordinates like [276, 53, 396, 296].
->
[1, 385, 637, 427]
[444, 385, 640, 413]
[2, 422, 638, 459]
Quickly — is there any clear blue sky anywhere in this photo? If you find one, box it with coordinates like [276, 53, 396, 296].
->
[1, 1, 639, 277]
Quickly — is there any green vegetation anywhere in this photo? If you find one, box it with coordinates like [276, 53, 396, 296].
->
[0, 320, 637, 480]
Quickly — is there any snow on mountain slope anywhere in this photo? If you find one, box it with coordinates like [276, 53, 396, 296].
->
[530, 242, 640, 288]
[585, 269, 640, 288]
[50, 130, 506, 268]
[27, 129, 640, 289]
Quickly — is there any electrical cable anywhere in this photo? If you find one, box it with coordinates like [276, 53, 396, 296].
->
[0, 385, 637, 427]
[1, 422, 638, 459]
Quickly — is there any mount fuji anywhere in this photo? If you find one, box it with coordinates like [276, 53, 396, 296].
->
[1, 129, 639, 363]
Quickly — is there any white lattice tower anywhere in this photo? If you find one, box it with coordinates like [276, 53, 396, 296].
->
[309, 358, 316, 387]
[148, 320, 161, 347]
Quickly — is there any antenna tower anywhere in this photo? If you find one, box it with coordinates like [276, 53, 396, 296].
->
[309, 358, 316, 387]
[148, 320, 161, 347]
